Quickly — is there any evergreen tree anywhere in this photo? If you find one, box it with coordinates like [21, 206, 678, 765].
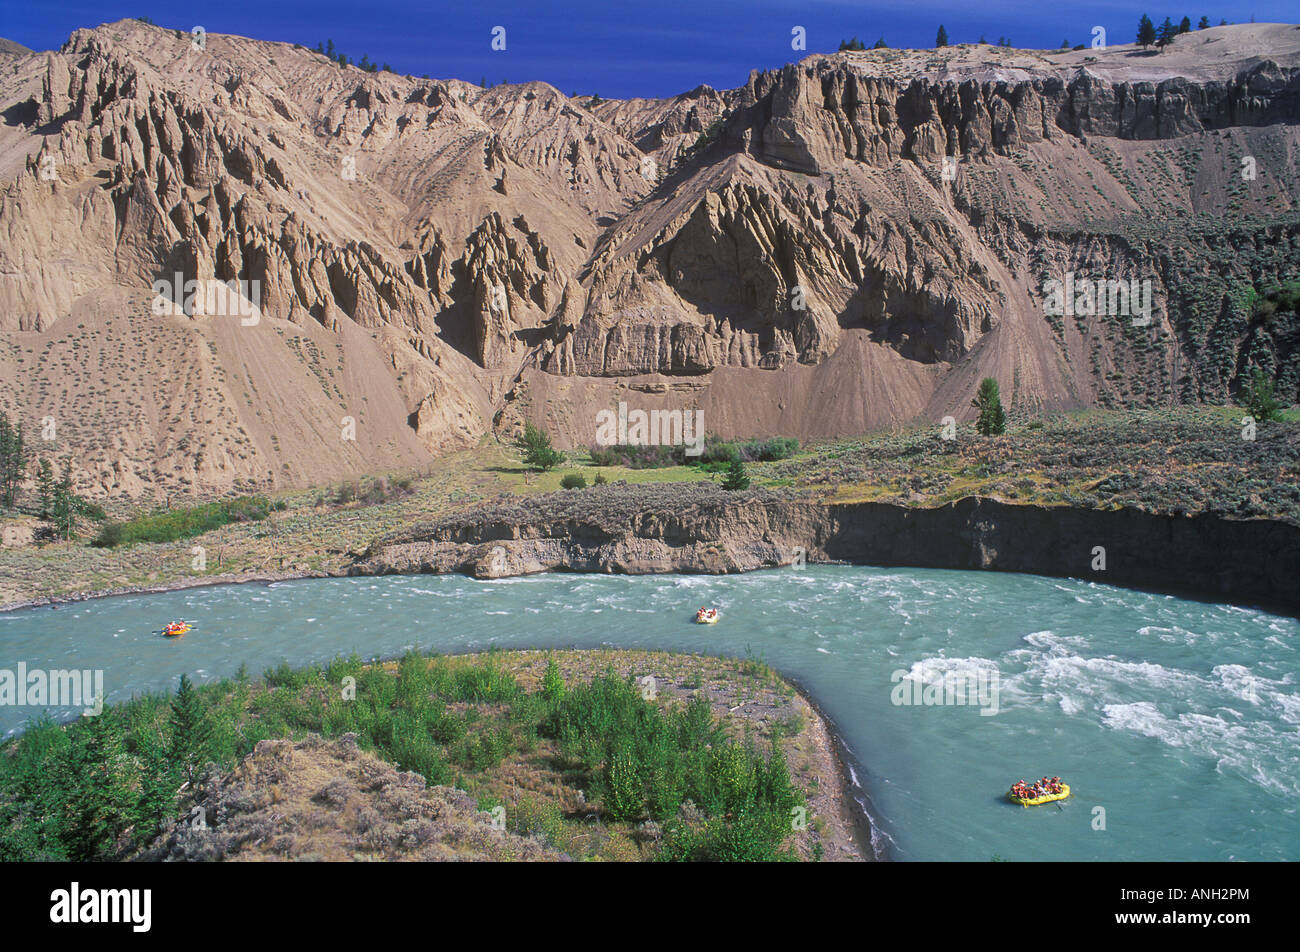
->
[873, 37, 889, 49]
[1178, 16, 1192, 34]
[515, 421, 564, 471]
[935, 25, 949, 48]
[35, 458, 54, 519]
[0, 410, 28, 510]
[168, 674, 213, 786]
[133, 732, 179, 846]
[1156, 17, 1178, 48]
[51, 456, 75, 539]
[1244, 368, 1282, 423]
[1197, 16, 1210, 29]
[721, 458, 751, 491]
[0, 413, 10, 508]
[57, 715, 131, 859]
[1136, 14, 1157, 48]
[972, 378, 1007, 436]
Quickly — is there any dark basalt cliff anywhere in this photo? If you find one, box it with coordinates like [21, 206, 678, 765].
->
[351, 485, 1300, 614]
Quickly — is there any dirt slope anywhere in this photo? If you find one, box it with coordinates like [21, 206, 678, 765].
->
[1, 20, 1298, 496]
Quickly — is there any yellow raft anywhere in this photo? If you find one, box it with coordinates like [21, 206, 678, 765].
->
[1008, 783, 1069, 807]
[163, 622, 192, 637]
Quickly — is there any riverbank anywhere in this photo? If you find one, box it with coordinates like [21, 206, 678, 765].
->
[6, 487, 1298, 616]
[356, 484, 1300, 615]
[3, 407, 1298, 613]
[0, 647, 868, 862]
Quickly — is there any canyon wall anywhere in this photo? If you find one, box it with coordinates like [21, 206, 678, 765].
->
[353, 486, 1300, 614]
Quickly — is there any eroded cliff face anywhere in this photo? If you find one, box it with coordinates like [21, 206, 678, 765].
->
[1, 22, 1298, 495]
[732, 58, 1300, 175]
[352, 486, 1300, 613]
[540, 47, 1300, 423]
[0, 22, 634, 494]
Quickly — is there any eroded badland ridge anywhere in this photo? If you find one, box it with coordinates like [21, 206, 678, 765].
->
[1, 20, 1298, 499]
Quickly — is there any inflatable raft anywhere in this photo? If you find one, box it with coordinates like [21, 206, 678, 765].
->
[1008, 783, 1069, 807]
[695, 608, 719, 625]
[162, 622, 192, 637]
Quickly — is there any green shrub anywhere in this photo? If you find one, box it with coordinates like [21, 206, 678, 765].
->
[541, 657, 566, 704]
[721, 459, 751, 491]
[560, 473, 587, 489]
[972, 378, 1007, 436]
[91, 495, 280, 547]
[1244, 367, 1282, 422]
[516, 422, 564, 471]
[605, 744, 644, 820]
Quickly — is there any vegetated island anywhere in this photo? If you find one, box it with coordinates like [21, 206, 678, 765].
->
[0, 649, 869, 862]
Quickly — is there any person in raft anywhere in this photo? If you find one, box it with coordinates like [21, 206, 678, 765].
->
[1012, 777, 1063, 799]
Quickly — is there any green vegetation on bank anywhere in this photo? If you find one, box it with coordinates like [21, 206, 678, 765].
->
[588, 435, 799, 470]
[1, 405, 1296, 607]
[313, 474, 414, 508]
[91, 495, 284, 548]
[0, 651, 810, 862]
[783, 405, 1300, 519]
[1, 411, 102, 540]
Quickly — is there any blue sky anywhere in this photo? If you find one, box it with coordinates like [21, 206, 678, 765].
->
[1, 1, 1293, 98]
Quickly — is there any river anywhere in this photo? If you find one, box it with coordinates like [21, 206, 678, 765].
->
[1, 566, 1295, 861]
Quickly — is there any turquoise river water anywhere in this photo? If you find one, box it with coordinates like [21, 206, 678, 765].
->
[1, 567, 1296, 861]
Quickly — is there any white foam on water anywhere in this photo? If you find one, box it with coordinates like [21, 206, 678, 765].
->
[1138, 625, 1183, 645]
[901, 655, 999, 682]
[1101, 701, 1298, 797]
[1058, 694, 1082, 715]
[1269, 689, 1300, 726]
